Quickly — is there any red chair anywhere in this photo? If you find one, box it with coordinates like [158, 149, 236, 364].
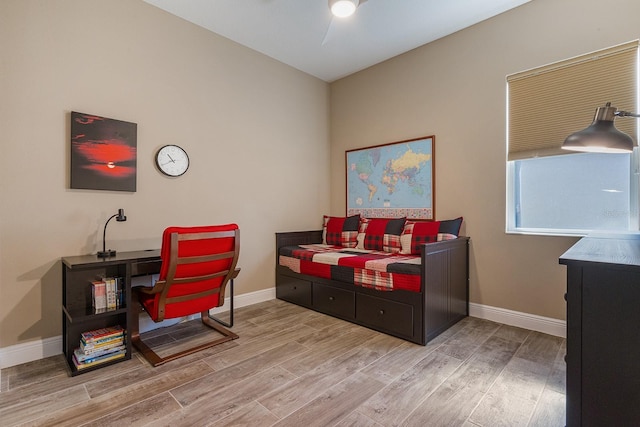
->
[131, 224, 240, 366]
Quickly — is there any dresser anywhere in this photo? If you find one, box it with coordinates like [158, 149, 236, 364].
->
[559, 234, 640, 426]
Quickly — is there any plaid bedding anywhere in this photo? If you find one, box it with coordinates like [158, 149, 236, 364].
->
[279, 244, 422, 292]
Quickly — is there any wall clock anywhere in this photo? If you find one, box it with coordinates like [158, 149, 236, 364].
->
[155, 145, 189, 177]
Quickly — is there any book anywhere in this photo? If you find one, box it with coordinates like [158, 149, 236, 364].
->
[106, 277, 117, 310]
[91, 280, 107, 311]
[74, 345, 126, 363]
[80, 336, 124, 354]
[81, 333, 124, 347]
[73, 350, 126, 370]
[115, 277, 125, 308]
[80, 325, 124, 343]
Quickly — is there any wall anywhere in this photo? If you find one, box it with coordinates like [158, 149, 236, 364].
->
[0, 0, 330, 349]
[330, 0, 640, 321]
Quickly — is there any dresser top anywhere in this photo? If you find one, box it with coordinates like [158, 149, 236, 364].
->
[559, 234, 640, 267]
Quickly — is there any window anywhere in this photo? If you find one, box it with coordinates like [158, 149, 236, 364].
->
[506, 41, 639, 236]
[507, 153, 636, 235]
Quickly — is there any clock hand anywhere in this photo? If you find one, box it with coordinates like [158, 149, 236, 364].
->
[167, 154, 176, 163]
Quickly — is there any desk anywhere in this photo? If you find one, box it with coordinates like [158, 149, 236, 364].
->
[61, 250, 161, 375]
[559, 234, 640, 426]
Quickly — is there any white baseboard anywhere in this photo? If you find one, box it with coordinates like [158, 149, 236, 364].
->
[1, 292, 562, 369]
[0, 287, 276, 369]
[469, 302, 566, 338]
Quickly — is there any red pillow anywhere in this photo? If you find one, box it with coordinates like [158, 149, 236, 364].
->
[400, 220, 441, 254]
[356, 218, 406, 253]
[322, 215, 360, 247]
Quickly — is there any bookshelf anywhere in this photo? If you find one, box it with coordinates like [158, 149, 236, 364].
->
[61, 250, 161, 375]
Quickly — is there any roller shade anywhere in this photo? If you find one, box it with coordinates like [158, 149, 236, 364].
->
[508, 41, 638, 161]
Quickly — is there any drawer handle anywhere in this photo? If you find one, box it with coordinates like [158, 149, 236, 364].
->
[329, 296, 335, 301]
[379, 309, 385, 315]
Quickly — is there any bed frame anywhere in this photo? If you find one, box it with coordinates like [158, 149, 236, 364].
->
[275, 230, 470, 345]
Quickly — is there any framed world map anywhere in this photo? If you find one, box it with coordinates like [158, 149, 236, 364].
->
[346, 136, 435, 219]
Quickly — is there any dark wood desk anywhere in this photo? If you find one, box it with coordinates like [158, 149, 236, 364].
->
[61, 250, 161, 375]
[559, 234, 640, 426]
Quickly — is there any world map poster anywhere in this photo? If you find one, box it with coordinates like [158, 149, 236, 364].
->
[346, 136, 434, 219]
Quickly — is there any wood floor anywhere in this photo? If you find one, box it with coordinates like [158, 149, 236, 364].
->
[0, 299, 566, 426]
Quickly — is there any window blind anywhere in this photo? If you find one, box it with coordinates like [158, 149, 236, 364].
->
[507, 41, 638, 161]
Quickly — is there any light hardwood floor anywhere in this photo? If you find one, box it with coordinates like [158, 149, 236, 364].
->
[0, 299, 566, 426]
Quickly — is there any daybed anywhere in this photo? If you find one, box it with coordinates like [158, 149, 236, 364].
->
[275, 215, 470, 345]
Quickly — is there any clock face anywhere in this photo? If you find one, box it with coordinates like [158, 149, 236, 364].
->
[155, 145, 189, 177]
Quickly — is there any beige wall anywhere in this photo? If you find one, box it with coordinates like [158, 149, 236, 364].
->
[330, 0, 640, 320]
[0, 1, 330, 348]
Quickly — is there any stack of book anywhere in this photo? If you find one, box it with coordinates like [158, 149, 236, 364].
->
[73, 325, 126, 370]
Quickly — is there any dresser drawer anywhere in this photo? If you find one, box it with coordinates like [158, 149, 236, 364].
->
[276, 275, 312, 307]
[313, 283, 355, 319]
[356, 294, 414, 337]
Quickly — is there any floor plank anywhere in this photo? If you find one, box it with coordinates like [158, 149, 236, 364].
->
[0, 299, 566, 427]
[273, 372, 386, 427]
[359, 350, 464, 426]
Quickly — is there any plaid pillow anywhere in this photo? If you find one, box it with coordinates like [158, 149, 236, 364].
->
[400, 220, 441, 254]
[356, 218, 406, 253]
[322, 215, 360, 247]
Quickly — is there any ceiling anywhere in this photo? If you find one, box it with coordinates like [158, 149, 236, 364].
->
[143, 0, 531, 82]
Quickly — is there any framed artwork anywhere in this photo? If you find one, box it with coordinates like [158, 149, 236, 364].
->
[346, 135, 435, 219]
[70, 111, 137, 192]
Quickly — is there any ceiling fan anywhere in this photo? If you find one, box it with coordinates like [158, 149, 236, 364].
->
[324, 0, 368, 45]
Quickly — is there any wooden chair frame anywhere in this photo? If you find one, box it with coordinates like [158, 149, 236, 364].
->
[131, 228, 240, 366]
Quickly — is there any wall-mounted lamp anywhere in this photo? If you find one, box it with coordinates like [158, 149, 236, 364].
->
[329, 0, 359, 18]
[562, 102, 640, 153]
[97, 208, 127, 258]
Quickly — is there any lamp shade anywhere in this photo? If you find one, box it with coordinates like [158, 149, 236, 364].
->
[330, 0, 359, 18]
[562, 104, 635, 153]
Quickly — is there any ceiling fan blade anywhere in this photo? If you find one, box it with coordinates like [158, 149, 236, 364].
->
[321, 16, 336, 46]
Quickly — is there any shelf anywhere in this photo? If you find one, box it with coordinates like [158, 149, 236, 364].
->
[63, 305, 127, 323]
[61, 249, 161, 375]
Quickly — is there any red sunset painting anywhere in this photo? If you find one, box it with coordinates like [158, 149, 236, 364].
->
[70, 112, 137, 191]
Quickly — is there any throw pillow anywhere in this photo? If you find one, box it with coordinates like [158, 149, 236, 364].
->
[356, 217, 406, 252]
[439, 216, 463, 236]
[322, 215, 360, 247]
[400, 220, 441, 255]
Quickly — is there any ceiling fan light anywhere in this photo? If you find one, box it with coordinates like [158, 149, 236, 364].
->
[330, 0, 359, 18]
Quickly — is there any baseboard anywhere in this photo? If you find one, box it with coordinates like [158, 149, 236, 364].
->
[1, 292, 562, 369]
[469, 302, 566, 338]
[0, 287, 276, 369]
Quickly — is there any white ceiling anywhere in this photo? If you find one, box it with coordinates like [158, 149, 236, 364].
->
[143, 0, 531, 82]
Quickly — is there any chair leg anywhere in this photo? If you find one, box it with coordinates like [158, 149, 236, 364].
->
[207, 278, 234, 328]
[131, 302, 238, 367]
[130, 299, 168, 367]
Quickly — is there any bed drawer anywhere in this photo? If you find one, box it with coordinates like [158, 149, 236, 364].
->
[313, 283, 355, 319]
[356, 294, 414, 338]
[276, 275, 312, 307]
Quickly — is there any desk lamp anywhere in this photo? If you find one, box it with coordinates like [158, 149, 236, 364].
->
[97, 208, 127, 258]
[562, 102, 639, 153]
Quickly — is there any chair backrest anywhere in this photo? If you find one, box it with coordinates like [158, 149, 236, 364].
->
[150, 224, 240, 321]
